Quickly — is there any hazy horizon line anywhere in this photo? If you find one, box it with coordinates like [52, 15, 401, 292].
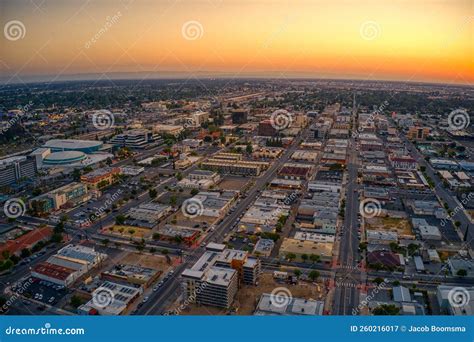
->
[1, 70, 472, 88]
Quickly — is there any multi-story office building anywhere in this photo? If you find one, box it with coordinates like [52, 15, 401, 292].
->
[407, 126, 430, 141]
[29, 182, 90, 214]
[231, 109, 248, 124]
[182, 243, 261, 308]
[258, 120, 277, 136]
[109, 129, 159, 149]
[0, 156, 37, 187]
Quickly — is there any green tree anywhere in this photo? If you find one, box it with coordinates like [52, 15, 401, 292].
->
[149, 188, 158, 199]
[20, 248, 31, 258]
[115, 215, 126, 225]
[308, 270, 320, 282]
[169, 195, 177, 207]
[309, 254, 320, 263]
[373, 277, 384, 285]
[372, 304, 400, 315]
[70, 295, 83, 308]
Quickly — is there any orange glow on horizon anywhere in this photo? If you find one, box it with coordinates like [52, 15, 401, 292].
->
[0, 0, 472, 84]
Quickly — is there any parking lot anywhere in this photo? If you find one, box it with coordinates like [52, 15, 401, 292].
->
[20, 277, 69, 306]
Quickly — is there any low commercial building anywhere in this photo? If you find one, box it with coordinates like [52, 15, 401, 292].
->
[252, 147, 283, 159]
[202, 159, 269, 176]
[101, 264, 160, 288]
[178, 170, 220, 190]
[366, 230, 398, 245]
[430, 158, 459, 171]
[126, 203, 172, 227]
[253, 239, 275, 257]
[308, 181, 341, 193]
[447, 258, 474, 278]
[255, 293, 324, 316]
[189, 191, 237, 218]
[239, 202, 290, 234]
[411, 201, 445, 217]
[80, 167, 121, 190]
[0, 226, 52, 258]
[158, 225, 201, 244]
[31, 262, 78, 287]
[32, 245, 107, 286]
[119, 166, 144, 176]
[389, 154, 418, 170]
[269, 178, 302, 190]
[154, 124, 184, 137]
[291, 150, 318, 162]
[278, 163, 313, 180]
[293, 231, 335, 243]
[78, 281, 142, 315]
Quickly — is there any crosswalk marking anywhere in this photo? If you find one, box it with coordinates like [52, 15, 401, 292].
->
[339, 265, 360, 270]
[335, 282, 358, 288]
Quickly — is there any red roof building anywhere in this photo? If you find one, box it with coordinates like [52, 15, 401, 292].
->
[0, 226, 52, 258]
[31, 261, 78, 286]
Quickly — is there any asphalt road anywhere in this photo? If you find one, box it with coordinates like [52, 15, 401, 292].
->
[333, 139, 361, 315]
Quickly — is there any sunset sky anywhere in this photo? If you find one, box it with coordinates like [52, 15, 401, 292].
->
[0, 0, 472, 84]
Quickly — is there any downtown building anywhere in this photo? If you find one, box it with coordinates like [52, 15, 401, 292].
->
[181, 243, 261, 308]
[0, 155, 37, 188]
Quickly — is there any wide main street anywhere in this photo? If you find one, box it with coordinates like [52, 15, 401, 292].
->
[333, 136, 362, 315]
